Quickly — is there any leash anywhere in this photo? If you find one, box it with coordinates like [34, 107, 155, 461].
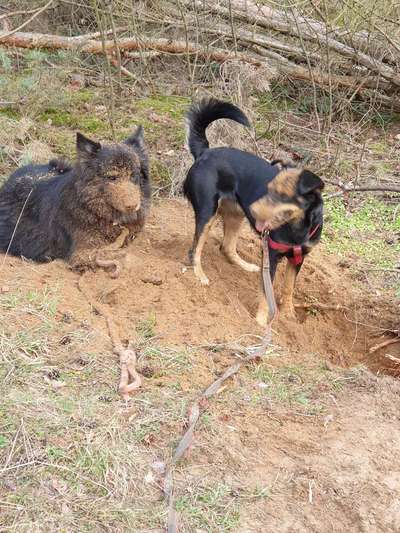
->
[260, 229, 278, 344]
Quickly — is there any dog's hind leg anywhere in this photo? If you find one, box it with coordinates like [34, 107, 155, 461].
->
[190, 213, 217, 286]
[279, 260, 302, 319]
[219, 200, 259, 273]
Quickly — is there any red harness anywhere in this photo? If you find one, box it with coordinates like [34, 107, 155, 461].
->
[267, 224, 321, 266]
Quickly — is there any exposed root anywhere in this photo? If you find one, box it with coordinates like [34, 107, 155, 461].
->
[369, 337, 400, 354]
[115, 346, 142, 401]
[295, 303, 349, 311]
[95, 258, 121, 279]
[78, 271, 142, 400]
[94, 227, 131, 278]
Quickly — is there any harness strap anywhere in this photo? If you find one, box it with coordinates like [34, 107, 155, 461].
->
[268, 224, 320, 266]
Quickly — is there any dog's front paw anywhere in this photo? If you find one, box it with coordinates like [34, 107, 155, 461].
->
[199, 275, 210, 286]
[244, 262, 260, 273]
[279, 305, 297, 320]
[194, 265, 210, 286]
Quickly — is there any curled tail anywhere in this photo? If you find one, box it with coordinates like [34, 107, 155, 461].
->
[186, 98, 250, 160]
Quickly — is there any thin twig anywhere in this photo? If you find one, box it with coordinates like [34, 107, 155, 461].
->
[326, 185, 400, 199]
[369, 337, 400, 354]
[0, 189, 32, 271]
[0, 0, 54, 38]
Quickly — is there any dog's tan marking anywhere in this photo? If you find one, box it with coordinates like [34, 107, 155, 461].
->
[250, 197, 303, 231]
[219, 200, 259, 273]
[106, 180, 141, 213]
[279, 261, 298, 318]
[268, 168, 301, 197]
[192, 215, 217, 285]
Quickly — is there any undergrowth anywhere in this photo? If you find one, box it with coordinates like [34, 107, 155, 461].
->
[324, 198, 400, 283]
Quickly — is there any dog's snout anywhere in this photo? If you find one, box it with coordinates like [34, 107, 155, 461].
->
[124, 199, 137, 210]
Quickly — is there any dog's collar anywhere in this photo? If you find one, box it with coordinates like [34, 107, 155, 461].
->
[266, 224, 321, 265]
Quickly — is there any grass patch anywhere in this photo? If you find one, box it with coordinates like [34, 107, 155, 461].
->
[251, 364, 314, 407]
[134, 95, 190, 120]
[0, 108, 21, 120]
[39, 108, 108, 134]
[141, 345, 192, 376]
[176, 483, 240, 532]
[136, 312, 157, 340]
[151, 159, 172, 186]
[324, 198, 400, 268]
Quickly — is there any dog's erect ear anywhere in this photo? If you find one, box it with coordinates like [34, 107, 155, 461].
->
[76, 132, 101, 157]
[125, 125, 144, 148]
[297, 170, 324, 195]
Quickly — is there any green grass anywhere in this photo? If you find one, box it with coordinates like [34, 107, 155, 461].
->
[323, 198, 400, 269]
[141, 345, 192, 375]
[250, 363, 313, 407]
[134, 95, 190, 120]
[136, 312, 157, 340]
[39, 108, 108, 134]
[176, 483, 240, 532]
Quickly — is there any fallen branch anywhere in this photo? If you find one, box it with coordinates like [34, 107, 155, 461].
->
[0, 30, 262, 67]
[326, 184, 400, 198]
[2, 29, 399, 109]
[164, 348, 268, 532]
[369, 337, 400, 354]
[169, 17, 322, 63]
[251, 44, 389, 92]
[212, 0, 398, 73]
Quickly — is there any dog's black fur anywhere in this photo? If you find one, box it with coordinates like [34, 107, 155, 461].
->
[0, 127, 150, 267]
[184, 98, 324, 321]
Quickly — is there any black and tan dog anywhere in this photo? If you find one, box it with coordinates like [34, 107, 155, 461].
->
[183, 98, 324, 324]
[0, 127, 150, 270]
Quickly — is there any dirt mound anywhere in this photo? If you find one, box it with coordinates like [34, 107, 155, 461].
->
[1, 199, 398, 375]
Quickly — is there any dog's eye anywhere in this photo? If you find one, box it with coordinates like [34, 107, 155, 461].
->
[107, 175, 118, 181]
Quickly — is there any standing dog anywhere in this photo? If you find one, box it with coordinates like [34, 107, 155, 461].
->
[183, 98, 324, 324]
[0, 127, 150, 269]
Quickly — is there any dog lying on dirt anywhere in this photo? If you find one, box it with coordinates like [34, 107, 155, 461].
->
[184, 98, 324, 324]
[0, 127, 150, 272]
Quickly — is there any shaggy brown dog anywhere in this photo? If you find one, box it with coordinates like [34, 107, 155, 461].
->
[0, 128, 150, 270]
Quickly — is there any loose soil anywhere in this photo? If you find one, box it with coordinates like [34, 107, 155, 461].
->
[2, 199, 397, 369]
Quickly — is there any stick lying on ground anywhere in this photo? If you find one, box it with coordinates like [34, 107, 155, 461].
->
[369, 336, 400, 354]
